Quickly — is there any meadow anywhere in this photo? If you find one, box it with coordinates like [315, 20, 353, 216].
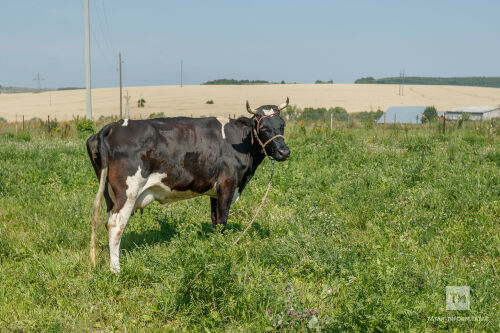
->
[0, 120, 499, 331]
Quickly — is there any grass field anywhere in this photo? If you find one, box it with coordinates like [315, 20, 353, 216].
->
[0, 123, 499, 331]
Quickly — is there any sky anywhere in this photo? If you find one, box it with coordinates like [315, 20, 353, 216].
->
[1, 0, 500, 88]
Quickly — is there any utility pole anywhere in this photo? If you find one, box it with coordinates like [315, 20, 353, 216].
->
[399, 69, 405, 96]
[119, 52, 123, 119]
[125, 91, 131, 119]
[180, 60, 183, 87]
[33, 73, 45, 90]
[84, 0, 92, 120]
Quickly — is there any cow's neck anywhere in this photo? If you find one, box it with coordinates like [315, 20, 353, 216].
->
[236, 121, 267, 191]
[250, 129, 266, 171]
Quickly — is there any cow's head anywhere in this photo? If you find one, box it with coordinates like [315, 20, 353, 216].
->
[246, 98, 290, 161]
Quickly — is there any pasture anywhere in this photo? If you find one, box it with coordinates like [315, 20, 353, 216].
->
[0, 122, 498, 331]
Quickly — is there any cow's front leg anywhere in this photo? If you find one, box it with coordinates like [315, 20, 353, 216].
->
[210, 197, 218, 228]
[215, 179, 236, 229]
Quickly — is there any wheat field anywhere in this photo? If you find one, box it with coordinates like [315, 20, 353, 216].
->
[1, 84, 500, 122]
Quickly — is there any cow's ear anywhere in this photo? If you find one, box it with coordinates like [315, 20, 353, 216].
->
[235, 117, 253, 127]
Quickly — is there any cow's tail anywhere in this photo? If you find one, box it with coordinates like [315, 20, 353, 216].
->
[87, 124, 113, 267]
[90, 165, 107, 267]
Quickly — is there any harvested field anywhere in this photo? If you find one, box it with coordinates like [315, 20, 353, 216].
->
[1, 84, 500, 122]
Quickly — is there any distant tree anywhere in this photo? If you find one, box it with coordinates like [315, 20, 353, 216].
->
[281, 80, 285, 84]
[422, 106, 438, 122]
[354, 77, 377, 84]
[202, 79, 269, 85]
[315, 80, 334, 84]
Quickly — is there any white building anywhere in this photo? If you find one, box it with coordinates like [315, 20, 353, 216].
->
[443, 106, 500, 121]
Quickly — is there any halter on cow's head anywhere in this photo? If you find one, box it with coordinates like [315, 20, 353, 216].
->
[246, 97, 290, 161]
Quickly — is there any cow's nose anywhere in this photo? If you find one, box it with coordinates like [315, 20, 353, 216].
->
[278, 148, 290, 160]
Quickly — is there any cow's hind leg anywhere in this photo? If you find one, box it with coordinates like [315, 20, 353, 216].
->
[107, 200, 134, 273]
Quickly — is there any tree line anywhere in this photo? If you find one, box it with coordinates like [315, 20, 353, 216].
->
[202, 79, 271, 85]
[354, 76, 500, 88]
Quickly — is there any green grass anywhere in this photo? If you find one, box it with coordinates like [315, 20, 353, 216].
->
[0, 126, 498, 331]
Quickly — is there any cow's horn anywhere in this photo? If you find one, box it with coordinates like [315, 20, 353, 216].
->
[246, 101, 257, 115]
[278, 97, 289, 111]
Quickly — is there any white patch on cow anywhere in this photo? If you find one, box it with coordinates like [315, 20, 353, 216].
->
[125, 167, 218, 210]
[216, 116, 230, 139]
[122, 119, 129, 126]
[231, 187, 240, 204]
[262, 109, 275, 116]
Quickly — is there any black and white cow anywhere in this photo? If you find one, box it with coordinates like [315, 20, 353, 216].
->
[87, 98, 290, 272]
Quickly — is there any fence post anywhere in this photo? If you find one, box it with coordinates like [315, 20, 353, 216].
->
[383, 112, 386, 136]
[15, 115, 18, 135]
[48, 115, 50, 134]
[22, 115, 25, 132]
[443, 112, 446, 134]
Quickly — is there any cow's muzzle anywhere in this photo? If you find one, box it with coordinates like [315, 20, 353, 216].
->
[274, 146, 290, 161]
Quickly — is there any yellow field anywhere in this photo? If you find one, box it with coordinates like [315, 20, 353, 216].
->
[1, 84, 500, 122]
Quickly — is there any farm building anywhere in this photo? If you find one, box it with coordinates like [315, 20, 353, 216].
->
[442, 106, 500, 121]
[376, 106, 427, 124]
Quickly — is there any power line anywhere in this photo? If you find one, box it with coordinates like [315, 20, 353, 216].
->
[100, 0, 115, 53]
[93, 0, 115, 57]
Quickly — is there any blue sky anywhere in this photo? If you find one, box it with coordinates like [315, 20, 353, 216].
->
[1, 0, 499, 88]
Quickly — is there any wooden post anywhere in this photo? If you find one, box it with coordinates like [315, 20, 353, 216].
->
[443, 112, 446, 134]
[330, 112, 333, 130]
[48, 115, 50, 134]
[15, 115, 18, 135]
[22, 115, 25, 132]
[383, 112, 386, 136]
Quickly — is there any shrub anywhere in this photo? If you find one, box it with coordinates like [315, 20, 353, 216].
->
[74, 117, 95, 135]
[149, 112, 165, 119]
[0, 117, 7, 123]
[206, 100, 214, 104]
[422, 106, 438, 122]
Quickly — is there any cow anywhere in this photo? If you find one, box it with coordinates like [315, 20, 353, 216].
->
[87, 98, 290, 273]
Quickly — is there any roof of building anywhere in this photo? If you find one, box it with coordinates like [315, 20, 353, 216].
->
[446, 106, 500, 113]
[376, 106, 427, 124]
